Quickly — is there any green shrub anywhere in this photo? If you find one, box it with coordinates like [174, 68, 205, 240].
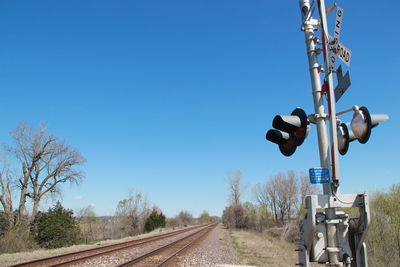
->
[144, 210, 166, 232]
[367, 184, 400, 266]
[31, 201, 81, 249]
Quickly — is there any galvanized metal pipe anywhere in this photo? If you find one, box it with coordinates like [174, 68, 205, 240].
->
[300, 1, 340, 265]
[317, 0, 341, 193]
[316, 0, 341, 265]
[303, 21, 331, 195]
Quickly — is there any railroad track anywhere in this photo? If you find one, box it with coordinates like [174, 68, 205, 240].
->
[117, 222, 218, 266]
[11, 224, 212, 267]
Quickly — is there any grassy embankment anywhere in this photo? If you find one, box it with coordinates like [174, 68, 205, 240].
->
[229, 228, 297, 267]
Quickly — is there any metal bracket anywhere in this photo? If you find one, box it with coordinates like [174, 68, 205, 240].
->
[307, 113, 328, 124]
[307, 48, 322, 55]
[313, 36, 321, 44]
[298, 194, 370, 267]
[302, 18, 320, 31]
[309, 65, 324, 73]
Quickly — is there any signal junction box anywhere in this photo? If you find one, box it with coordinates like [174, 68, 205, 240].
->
[311, 210, 352, 263]
[298, 194, 370, 267]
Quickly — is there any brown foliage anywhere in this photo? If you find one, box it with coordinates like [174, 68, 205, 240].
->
[167, 211, 193, 227]
[0, 225, 38, 253]
[227, 170, 243, 206]
[367, 185, 400, 267]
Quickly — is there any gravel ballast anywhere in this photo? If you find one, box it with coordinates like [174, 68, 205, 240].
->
[178, 223, 238, 266]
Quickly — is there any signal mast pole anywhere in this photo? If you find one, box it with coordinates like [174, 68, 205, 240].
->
[317, 1, 342, 265]
[300, 2, 331, 194]
[317, 0, 341, 194]
[300, 0, 341, 265]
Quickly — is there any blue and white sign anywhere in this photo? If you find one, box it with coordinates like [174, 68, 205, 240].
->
[309, 168, 331, 184]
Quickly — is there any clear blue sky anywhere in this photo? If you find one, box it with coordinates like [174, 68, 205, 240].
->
[0, 1, 398, 217]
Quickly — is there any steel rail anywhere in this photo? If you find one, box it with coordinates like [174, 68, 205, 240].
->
[155, 224, 214, 266]
[117, 223, 218, 267]
[11, 224, 207, 267]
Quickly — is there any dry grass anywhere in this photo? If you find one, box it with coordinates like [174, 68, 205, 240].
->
[229, 228, 297, 267]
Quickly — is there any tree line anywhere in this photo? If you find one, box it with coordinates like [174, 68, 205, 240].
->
[222, 170, 318, 233]
[222, 170, 400, 265]
[0, 123, 216, 253]
[0, 181, 213, 253]
[76, 190, 215, 243]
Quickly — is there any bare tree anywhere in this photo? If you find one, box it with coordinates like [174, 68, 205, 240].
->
[225, 170, 250, 228]
[275, 171, 299, 223]
[274, 173, 287, 224]
[255, 171, 299, 225]
[253, 177, 279, 223]
[222, 204, 249, 229]
[266, 177, 279, 223]
[77, 205, 97, 242]
[227, 170, 243, 205]
[299, 172, 319, 205]
[253, 183, 269, 207]
[114, 189, 150, 237]
[284, 170, 298, 220]
[0, 161, 13, 229]
[7, 123, 85, 225]
[176, 211, 193, 226]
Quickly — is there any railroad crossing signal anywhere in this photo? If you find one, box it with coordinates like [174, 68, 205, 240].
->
[337, 106, 389, 155]
[350, 106, 389, 144]
[290, 1, 390, 266]
[337, 122, 354, 155]
[328, 6, 352, 67]
[265, 108, 309, 156]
